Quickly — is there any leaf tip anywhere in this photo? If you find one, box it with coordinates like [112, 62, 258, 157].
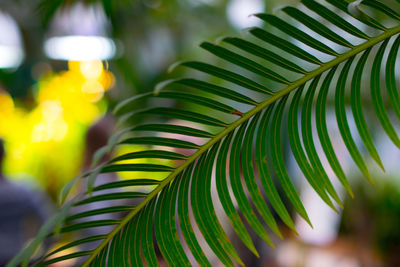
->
[335, 202, 344, 212]
[252, 249, 260, 258]
[365, 172, 375, 185]
[348, 0, 363, 15]
[292, 227, 299, 236]
[269, 242, 276, 249]
[154, 79, 175, 95]
[274, 228, 284, 239]
[214, 35, 228, 45]
[304, 217, 313, 229]
[112, 92, 152, 115]
[376, 159, 386, 173]
[240, 27, 257, 37]
[167, 60, 184, 73]
[272, 5, 287, 14]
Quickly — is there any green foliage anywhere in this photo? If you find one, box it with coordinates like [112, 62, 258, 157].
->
[340, 178, 400, 263]
[9, 0, 400, 266]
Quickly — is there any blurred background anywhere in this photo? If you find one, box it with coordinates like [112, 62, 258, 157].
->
[0, 0, 298, 198]
[0, 0, 399, 266]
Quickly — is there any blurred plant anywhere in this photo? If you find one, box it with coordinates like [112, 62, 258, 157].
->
[8, 0, 400, 266]
[341, 177, 400, 266]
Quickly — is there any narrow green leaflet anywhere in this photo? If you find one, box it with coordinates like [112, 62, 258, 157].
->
[361, 0, 400, 21]
[282, 7, 354, 48]
[113, 92, 152, 115]
[86, 166, 103, 195]
[301, 0, 370, 40]
[326, 0, 386, 30]
[59, 174, 84, 205]
[90, 245, 108, 267]
[198, 144, 243, 265]
[177, 166, 211, 267]
[119, 224, 131, 267]
[301, 76, 343, 207]
[107, 230, 121, 266]
[223, 37, 307, 74]
[201, 42, 290, 84]
[44, 235, 106, 258]
[155, 183, 191, 266]
[350, 48, 384, 170]
[59, 220, 120, 234]
[255, 105, 296, 231]
[140, 199, 159, 267]
[131, 124, 214, 138]
[66, 206, 133, 222]
[255, 14, 339, 56]
[130, 212, 144, 267]
[241, 113, 283, 236]
[110, 150, 187, 163]
[229, 121, 275, 246]
[215, 132, 259, 257]
[315, 67, 353, 197]
[92, 179, 161, 191]
[120, 136, 200, 149]
[156, 91, 238, 115]
[172, 78, 258, 105]
[180, 61, 274, 94]
[137, 107, 228, 127]
[191, 153, 236, 267]
[74, 192, 146, 206]
[249, 28, 322, 64]
[371, 39, 400, 149]
[287, 86, 337, 211]
[268, 97, 311, 225]
[101, 163, 174, 173]
[335, 56, 373, 183]
[385, 34, 400, 121]
[36, 251, 92, 267]
[154, 190, 175, 265]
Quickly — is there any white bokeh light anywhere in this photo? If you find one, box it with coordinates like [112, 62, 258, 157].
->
[227, 0, 265, 29]
[44, 36, 116, 61]
[0, 11, 24, 68]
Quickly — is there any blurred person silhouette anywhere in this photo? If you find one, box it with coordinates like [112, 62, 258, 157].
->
[82, 114, 115, 173]
[0, 139, 52, 267]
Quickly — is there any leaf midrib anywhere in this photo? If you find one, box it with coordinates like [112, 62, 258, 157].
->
[82, 25, 400, 266]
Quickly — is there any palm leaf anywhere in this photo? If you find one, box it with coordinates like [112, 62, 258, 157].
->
[10, 0, 400, 266]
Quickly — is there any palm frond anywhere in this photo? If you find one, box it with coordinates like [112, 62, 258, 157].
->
[9, 0, 400, 266]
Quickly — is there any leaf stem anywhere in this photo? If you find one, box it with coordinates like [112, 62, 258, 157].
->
[82, 25, 400, 266]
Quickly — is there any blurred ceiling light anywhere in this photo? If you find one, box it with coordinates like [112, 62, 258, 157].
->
[0, 11, 24, 69]
[44, 3, 116, 61]
[227, 0, 264, 29]
[44, 36, 115, 61]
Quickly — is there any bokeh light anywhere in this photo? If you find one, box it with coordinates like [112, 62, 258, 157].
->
[0, 60, 114, 198]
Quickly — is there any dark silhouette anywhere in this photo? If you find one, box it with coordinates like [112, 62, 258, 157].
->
[82, 114, 115, 171]
[0, 139, 51, 267]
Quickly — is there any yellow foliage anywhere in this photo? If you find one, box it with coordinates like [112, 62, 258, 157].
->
[0, 60, 114, 197]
